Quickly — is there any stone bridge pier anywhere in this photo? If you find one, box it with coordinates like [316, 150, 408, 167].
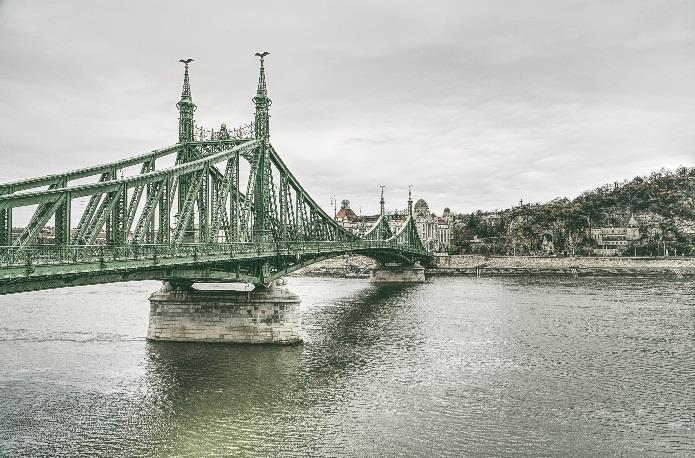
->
[147, 279, 302, 344]
[370, 262, 426, 283]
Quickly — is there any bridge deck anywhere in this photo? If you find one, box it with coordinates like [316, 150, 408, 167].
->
[0, 241, 431, 294]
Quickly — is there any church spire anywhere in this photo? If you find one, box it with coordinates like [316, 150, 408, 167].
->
[253, 51, 272, 140]
[177, 58, 196, 143]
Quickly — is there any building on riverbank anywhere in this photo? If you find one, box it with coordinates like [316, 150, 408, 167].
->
[413, 199, 451, 252]
[589, 214, 640, 256]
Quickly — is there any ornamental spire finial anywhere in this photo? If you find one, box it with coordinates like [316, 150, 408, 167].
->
[178, 58, 194, 100]
[253, 51, 272, 140]
[254, 51, 269, 95]
[177, 58, 196, 143]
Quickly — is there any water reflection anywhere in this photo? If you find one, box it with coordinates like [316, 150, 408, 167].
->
[304, 283, 421, 373]
[135, 282, 422, 456]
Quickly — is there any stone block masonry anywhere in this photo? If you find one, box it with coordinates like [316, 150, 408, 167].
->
[434, 255, 695, 270]
[147, 281, 302, 344]
[429, 254, 695, 277]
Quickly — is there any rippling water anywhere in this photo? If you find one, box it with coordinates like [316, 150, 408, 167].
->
[0, 276, 694, 456]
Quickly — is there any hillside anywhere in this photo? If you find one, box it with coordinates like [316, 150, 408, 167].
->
[453, 166, 695, 256]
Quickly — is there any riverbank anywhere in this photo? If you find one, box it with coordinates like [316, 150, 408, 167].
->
[294, 254, 695, 277]
[430, 255, 695, 277]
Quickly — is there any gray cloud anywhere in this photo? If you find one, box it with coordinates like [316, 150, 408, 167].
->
[0, 0, 693, 221]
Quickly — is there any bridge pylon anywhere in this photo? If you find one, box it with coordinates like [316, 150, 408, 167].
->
[148, 278, 302, 344]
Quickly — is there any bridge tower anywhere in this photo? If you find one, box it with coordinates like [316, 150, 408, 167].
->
[252, 52, 272, 243]
[380, 185, 386, 215]
[177, 60, 196, 144]
[408, 185, 413, 215]
[147, 53, 301, 344]
[176, 59, 197, 242]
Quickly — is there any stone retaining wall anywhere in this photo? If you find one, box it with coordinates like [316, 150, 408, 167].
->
[434, 255, 695, 270]
[294, 254, 695, 277]
[428, 267, 695, 277]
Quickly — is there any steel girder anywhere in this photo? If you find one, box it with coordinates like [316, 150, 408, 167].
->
[0, 135, 431, 295]
[0, 239, 431, 295]
[0, 58, 432, 294]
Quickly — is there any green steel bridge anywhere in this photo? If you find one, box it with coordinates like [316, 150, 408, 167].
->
[0, 54, 432, 295]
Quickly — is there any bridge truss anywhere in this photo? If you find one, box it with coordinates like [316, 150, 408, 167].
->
[0, 55, 431, 295]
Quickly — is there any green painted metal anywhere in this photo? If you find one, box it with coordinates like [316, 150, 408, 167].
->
[364, 186, 393, 241]
[0, 53, 432, 295]
[177, 59, 197, 243]
[252, 52, 271, 243]
[0, 208, 12, 246]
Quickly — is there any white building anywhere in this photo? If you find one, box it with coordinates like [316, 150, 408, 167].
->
[413, 199, 452, 253]
[589, 215, 640, 255]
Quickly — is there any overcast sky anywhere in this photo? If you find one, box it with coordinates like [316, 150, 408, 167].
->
[0, 0, 693, 216]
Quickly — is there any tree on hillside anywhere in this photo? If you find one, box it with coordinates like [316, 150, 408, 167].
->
[451, 167, 695, 256]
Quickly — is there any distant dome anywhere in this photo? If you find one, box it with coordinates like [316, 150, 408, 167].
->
[414, 199, 429, 217]
[443, 207, 451, 214]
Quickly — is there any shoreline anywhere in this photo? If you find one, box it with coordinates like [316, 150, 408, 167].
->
[293, 255, 695, 278]
[429, 255, 695, 277]
[427, 267, 695, 277]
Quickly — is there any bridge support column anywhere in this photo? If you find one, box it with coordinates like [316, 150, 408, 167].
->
[370, 263, 426, 284]
[147, 279, 302, 344]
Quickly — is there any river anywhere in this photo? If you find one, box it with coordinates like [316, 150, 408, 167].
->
[0, 276, 693, 456]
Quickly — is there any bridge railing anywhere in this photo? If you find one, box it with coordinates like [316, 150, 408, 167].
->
[0, 240, 428, 268]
